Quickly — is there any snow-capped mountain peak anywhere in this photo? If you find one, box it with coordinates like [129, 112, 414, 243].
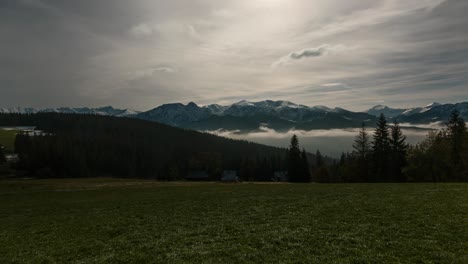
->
[311, 105, 332, 111]
[234, 100, 254, 106]
[370, 105, 387, 111]
[366, 105, 406, 118]
[0, 106, 138, 117]
[425, 102, 441, 108]
[0, 107, 39, 114]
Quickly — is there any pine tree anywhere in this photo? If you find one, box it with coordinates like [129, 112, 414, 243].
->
[314, 150, 329, 182]
[300, 148, 311, 182]
[339, 152, 346, 166]
[315, 150, 324, 168]
[353, 123, 371, 160]
[372, 113, 390, 182]
[389, 121, 408, 181]
[446, 110, 467, 180]
[287, 135, 302, 182]
[352, 124, 371, 182]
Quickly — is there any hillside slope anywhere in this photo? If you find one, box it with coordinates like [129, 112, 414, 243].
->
[0, 113, 291, 179]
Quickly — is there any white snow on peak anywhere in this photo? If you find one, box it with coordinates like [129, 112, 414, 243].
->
[371, 105, 387, 110]
[425, 102, 441, 108]
[234, 100, 254, 106]
[312, 105, 332, 111]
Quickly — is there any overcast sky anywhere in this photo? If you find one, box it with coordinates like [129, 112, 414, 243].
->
[1, 0, 467, 111]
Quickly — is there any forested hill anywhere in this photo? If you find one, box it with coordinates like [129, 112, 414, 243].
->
[0, 113, 290, 179]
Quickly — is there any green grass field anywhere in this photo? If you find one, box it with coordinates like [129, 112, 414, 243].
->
[0, 128, 19, 151]
[0, 179, 467, 263]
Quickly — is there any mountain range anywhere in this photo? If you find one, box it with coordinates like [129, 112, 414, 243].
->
[2, 100, 467, 132]
[136, 100, 468, 132]
[0, 106, 138, 117]
[135, 100, 378, 132]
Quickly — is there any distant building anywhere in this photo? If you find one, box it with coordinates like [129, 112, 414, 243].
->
[186, 170, 209, 181]
[272, 171, 288, 182]
[221, 170, 239, 182]
[5, 154, 19, 163]
[21, 130, 47, 136]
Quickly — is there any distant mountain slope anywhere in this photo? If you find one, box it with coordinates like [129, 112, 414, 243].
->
[136, 102, 212, 127]
[137, 100, 377, 132]
[365, 102, 444, 119]
[366, 105, 407, 118]
[0, 106, 138, 117]
[397, 102, 468, 123]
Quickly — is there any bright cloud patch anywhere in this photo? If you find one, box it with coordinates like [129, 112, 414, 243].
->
[130, 23, 153, 37]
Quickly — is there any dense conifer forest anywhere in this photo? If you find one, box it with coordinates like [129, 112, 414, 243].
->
[0, 113, 291, 180]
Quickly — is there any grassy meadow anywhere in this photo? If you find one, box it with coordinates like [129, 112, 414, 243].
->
[0, 179, 467, 263]
[0, 128, 18, 151]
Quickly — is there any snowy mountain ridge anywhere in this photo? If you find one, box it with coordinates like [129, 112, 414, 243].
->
[0, 106, 139, 117]
[2, 100, 466, 131]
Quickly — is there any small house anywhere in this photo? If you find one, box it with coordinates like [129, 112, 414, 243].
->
[272, 171, 288, 182]
[5, 154, 19, 163]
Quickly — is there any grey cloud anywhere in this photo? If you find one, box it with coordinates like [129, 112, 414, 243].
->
[272, 44, 348, 67]
[130, 23, 153, 37]
[290, 45, 330, 59]
[131, 66, 178, 80]
[321, 83, 345, 87]
[153, 66, 177, 73]
[0, 0, 467, 111]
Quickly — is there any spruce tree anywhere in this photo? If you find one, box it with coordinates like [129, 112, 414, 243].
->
[314, 150, 329, 182]
[353, 124, 371, 160]
[287, 135, 302, 182]
[339, 152, 346, 166]
[389, 121, 408, 181]
[315, 150, 324, 168]
[372, 113, 390, 182]
[300, 148, 311, 182]
[446, 110, 467, 179]
[353, 124, 371, 182]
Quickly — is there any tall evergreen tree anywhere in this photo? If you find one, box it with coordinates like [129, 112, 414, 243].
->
[446, 110, 467, 179]
[287, 135, 302, 182]
[389, 121, 408, 181]
[314, 150, 329, 182]
[372, 113, 390, 182]
[353, 123, 371, 160]
[339, 152, 346, 166]
[315, 150, 324, 168]
[352, 124, 371, 182]
[300, 148, 311, 182]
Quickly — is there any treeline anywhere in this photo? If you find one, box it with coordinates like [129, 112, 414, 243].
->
[313, 111, 467, 182]
[404, 111, 467, 181]
[1, 113, 295, 180]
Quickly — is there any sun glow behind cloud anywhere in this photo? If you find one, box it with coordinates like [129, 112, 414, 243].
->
[0, 0, 467, 110]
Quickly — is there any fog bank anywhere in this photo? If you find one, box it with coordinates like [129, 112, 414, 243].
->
[207, 125, 438, 158]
